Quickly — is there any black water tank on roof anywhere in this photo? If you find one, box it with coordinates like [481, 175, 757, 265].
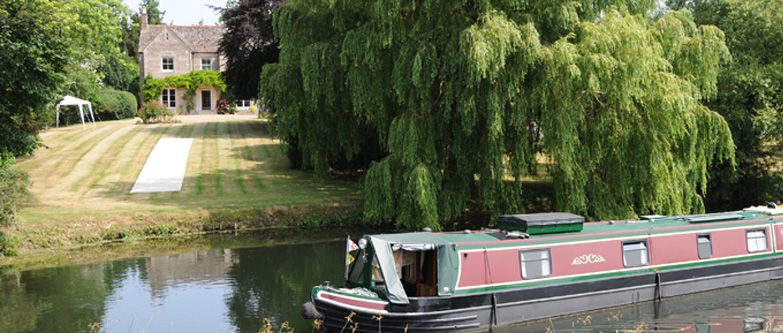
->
[496, 212, 585, 235]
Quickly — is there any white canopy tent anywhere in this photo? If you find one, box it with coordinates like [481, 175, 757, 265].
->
[55, 95, 95, 127]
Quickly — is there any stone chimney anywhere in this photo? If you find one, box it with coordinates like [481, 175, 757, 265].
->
[140, 8, 148, 30]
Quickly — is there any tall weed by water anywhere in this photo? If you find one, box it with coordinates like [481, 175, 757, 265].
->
[258, 318, 294, 333]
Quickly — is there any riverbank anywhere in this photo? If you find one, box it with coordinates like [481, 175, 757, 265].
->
[1, 115, 361, 258]
[0, 222, 373, 272]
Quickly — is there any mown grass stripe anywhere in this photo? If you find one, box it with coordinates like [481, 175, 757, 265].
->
[195, 122, 220, 197]
[39, 124, 127, 190]
[237, 120, 267, 191]
[68, 125, 145, 194]
[180, 121, 207, 197]
[226, 120, 248, 195]
[213, 121, 226, 196]
[21, 123, 119, 184]
[84, 123, 160, 197]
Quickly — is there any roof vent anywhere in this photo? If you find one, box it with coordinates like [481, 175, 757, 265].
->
[496, 212, 584, 235]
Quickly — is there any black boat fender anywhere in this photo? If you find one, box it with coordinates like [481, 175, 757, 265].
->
[302, 301, 324, 320]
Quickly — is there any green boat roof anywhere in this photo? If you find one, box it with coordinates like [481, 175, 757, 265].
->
[366, 207, 783, 248]
[356, 206, 783, 302]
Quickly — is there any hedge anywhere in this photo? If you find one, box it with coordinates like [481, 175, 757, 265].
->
[94, 88, 138, 120]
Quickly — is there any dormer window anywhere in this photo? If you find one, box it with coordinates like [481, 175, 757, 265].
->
[201, 58, 212, 70]
[162, 57, 174, 71]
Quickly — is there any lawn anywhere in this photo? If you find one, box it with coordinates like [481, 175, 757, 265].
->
[9, 115, 360, 252]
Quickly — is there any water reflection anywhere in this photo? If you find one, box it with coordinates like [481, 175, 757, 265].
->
[0, 241, 343, 332]
[3, 239, 783, 332]
[503, 278, 783, 333]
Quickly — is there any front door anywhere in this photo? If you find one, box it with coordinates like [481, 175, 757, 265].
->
[201, 90, 211, 111]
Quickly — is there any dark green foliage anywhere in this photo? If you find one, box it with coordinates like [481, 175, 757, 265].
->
[94, 88, 138, 120]
[0, 163, 30, 228]
[264, 0, 735, 229]
[0, 0, 69, 159]
[100, 54, 140, 93]
[137, 101, 174, 124]
[669, 0, 783, 210]
[218, 0, 283, 99]
[0, 0, 72, 239]
[0, 232, 18, 257]
[140, 0, 165, 24]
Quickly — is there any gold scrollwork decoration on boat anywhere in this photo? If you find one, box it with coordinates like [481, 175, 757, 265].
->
[571, 254, 606, 265]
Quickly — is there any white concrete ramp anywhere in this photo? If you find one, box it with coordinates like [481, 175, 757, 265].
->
[131, 138, 193, 193]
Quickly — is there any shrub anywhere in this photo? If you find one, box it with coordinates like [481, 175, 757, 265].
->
[137, 101, 175, 124]
[216, 99, 236, 114]
[0, 232, 19, 257]
[94, 88, 138, 120]
[0, 165, 30, 227]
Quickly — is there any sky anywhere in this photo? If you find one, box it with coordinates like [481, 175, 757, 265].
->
[122, 0, 227, 25]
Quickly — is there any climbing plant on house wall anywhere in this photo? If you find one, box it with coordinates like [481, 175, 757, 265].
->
[142, 70, 226, 112]
[262, 0, 735, 229]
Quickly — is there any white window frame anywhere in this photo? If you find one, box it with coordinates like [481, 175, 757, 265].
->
[622, 241, 649, 267]
[519, 249, 551, 279]
[236, 100, 251, 109]
[201, 58, 212, 70]
[747, 229, 768, 253]
[161, 88, 176, 108]
[162, 57, 174, 71]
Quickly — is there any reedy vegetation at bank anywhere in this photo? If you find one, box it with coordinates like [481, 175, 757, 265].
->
[261, 0, 735, 229]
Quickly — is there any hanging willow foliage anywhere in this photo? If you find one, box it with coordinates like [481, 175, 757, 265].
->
[261, 0, 734, 229]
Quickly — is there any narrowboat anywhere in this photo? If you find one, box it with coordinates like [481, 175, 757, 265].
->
[302, 206, 783, 332]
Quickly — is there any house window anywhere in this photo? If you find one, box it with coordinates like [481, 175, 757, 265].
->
[697, 234, 712, 259]
[622, 241, 648, 267]
[747, 230, 768, 253]
[236, 100, 251, 109]
[161, 89, 176, 108]
[162, 57, 174, 71]
[520, 249, 551, 279]
[201, 58, 212, 70]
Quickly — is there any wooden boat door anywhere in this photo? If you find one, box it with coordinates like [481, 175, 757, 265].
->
[396, 249, 439, 297]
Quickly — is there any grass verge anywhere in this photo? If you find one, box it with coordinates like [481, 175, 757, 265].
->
[1, 115, 361, 260]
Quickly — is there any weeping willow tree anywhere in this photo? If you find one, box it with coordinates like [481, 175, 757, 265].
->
[261, 0, 734, 229]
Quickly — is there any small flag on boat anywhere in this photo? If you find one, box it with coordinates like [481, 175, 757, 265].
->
[345, 237, 360, 279]
[346, 237, 359, 265]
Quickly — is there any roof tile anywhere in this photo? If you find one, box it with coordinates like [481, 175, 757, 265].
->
[139, 25, 225, 53]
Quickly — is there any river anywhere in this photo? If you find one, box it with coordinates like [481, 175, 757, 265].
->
[1, 237, 782, 332]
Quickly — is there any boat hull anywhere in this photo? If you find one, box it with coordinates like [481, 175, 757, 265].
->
[307, 256, 783, 332]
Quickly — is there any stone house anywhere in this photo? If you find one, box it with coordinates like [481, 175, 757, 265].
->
[137, 10, 226, 113]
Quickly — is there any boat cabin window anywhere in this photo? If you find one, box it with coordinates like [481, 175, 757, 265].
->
[393, 249, 438, 297]
[747, 230, 768, 253]
[520, 249, 551, 279]
[697, 234, 712, 259]
[622, 241, 649, 267]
